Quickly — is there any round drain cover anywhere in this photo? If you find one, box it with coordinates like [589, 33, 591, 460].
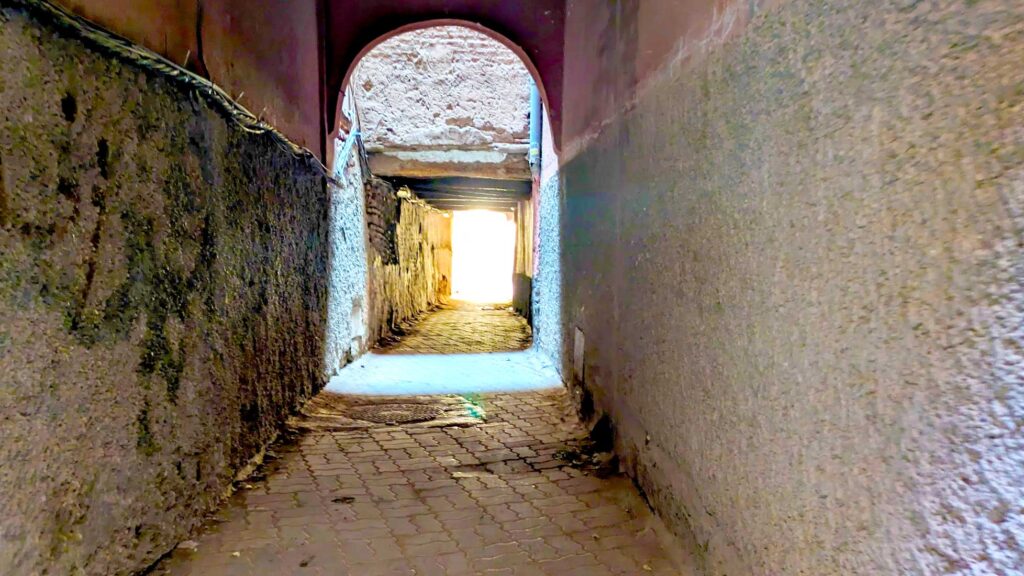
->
[347, 403, 443, 424]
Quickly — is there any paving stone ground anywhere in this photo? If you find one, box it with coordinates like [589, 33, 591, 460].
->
[326, 301, 559, 396]
[153, 304, 693, 575]
[152, 389, 693, 575]
[379, 301, 531, 354]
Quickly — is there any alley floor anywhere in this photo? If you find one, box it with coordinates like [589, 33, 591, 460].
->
[151, 389, 692, 575]
[326, 301, 557, 396]
[379, 301, 532, 354]
[152, 305, 691, 575]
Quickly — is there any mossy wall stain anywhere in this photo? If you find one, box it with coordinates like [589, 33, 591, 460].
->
[0, 5, 329, 575]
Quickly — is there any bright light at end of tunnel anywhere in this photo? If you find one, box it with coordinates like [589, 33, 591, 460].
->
[451, 210, 516, 303]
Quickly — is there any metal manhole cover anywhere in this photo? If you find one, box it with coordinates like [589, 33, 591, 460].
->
[347, 403, 444, 424]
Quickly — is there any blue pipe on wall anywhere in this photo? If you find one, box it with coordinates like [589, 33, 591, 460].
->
[528, 81, 542, 178]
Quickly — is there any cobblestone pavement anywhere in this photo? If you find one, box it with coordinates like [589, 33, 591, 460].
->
[152, 389, 693, 575]
[380, 301, 531, 354]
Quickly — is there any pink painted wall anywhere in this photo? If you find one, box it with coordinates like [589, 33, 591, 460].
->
[201, 0, 322, 151]
[58, 0, 197, 66]
[55, 0, 324, 155]
[561, 0, 779, 161]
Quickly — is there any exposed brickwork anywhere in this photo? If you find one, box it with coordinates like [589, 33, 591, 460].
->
[381, 301, 532, 354]
[365, 191, 452, 348]
[151, 389, 687, 575]
[366, 176, 400, 265]
[351, 26, 533, 180]
[353, 26, 531, 150]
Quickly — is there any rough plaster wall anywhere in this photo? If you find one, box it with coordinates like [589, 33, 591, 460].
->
[0, 6, 327, 575]
[538, 109, 559, 188]
[531, 175, 561, 370]
[366, 182, 451, 346]
[531, 107, 561, 369]
[324, 140, 369, 377]
[561, 1, 1024, 574]
[352, 26, 531, 151]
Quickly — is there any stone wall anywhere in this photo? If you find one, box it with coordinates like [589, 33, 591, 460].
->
[531, 175, 561, 369]
[531, 108, 561, 370]
[324, 137, 369, 377]
[352, 26, 532, 180]
[365, 179, 451, 346]
[366, 176, 400, 265]
[0, 5, 328, 575]
[561, 0, 1024, 574]
[354, 26, 530, 151]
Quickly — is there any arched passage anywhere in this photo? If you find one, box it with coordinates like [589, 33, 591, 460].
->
[323, 0, 566, 158]
[324, 22, 562, 388]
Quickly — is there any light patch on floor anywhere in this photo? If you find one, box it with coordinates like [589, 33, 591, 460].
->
[451, 210, 516, 303]
[327, 350, 561, 395]
[379, 300, 531, 355]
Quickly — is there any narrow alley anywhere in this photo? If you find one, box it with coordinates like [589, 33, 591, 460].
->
[4, 1, 1023, 575]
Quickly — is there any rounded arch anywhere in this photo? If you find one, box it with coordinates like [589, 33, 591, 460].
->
[329, 19, 555, 151]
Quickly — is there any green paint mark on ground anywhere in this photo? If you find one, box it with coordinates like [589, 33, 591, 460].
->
[460, 393, 487, 421]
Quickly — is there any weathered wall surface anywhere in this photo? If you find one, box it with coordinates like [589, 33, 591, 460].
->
[365, 180, 451, 345]
[354, 26, 530, 150]
[365, 176, 401, 265]
[0, 5, 328, 575]
[352, 26, 532, 180]
[531, 109, 561, 370]
[531, 174, 560, 369]
[324, 137, 369, 377]
[562, 0, 1024, 574]
[561, 0, 768, 160]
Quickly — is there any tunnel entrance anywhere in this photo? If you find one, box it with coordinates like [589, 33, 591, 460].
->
[324, 24, 562, 394]
[451, 210, 515, 303]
